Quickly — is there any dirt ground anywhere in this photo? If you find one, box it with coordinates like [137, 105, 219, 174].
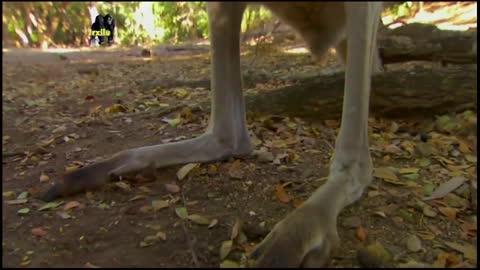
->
[2, 42, 477, 268]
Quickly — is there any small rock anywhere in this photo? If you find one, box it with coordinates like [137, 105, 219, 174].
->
[342, 216, 362, 229]
[406, 235, 422, 252]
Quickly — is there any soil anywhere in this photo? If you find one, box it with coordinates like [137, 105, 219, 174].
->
[2, 43, 477, 268]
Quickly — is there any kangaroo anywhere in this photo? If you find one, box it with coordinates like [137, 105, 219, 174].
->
[42, 2, 383, 267]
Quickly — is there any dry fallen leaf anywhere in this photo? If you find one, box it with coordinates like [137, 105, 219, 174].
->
[175, 207, 188, 219]
[2, 191, 16, 199]
[275, 184, 291, 203]
[357, 227, 368, 242]
[231, 219, 242, 240]
[57, 211, 72, 219]
[207, 164, 218, 175]
[115, 181, 131, 191]
[187, 214, 211, 225]
[17, 208, 30, 215]
[164, 183, 180, 193]
[438, 207, 457, 220]
[434, 252, 460, 268]
[6, 199, 28, 205]
[84, 262, 100, 268]
[151, 200, 169, 211]
[64, 201, 81, 210]
[208, 219, 219, 229]
[31, 227, 47, 237]
[373, 167, 403, 185]
[228, 160, 244, 179]
[365, 241, 392, 262]
[458, 140, 471, 153]
[156, 231, 167, 241]
[416, 230, 435, 240]
[128, 195, 146, 202]
[220, 240, 233, 260]
[293, 198, 304, 208]
[176, 163, 198, 180]
[399, 168, 419, 174]
[423, 176, 465, 201]
[220, 260, 240, 268]
[443, 241, 477, 262]
[40, 172, 50, 182]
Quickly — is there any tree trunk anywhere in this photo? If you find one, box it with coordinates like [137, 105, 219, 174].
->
[379, 23, 477, 65]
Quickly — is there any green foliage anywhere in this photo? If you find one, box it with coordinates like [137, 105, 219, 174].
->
[3, 2, 92, 47]
[154, 2, 208, 43]
[385, 2, 420, 18]
[241, 5, 273, 33]
[2, 1, 273, 48]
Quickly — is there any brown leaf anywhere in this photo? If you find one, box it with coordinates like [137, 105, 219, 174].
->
[151, 200, 169, 211]
[140, 205, 153, 213]
[228, 160, 244, 179]
[293, 198, 304, 208]
[399, 168, 419, 174]
[31, 227, 47, 237]
[373, 167, 403, 185]
[231, 219, 241, 240]
[416, 231, 435, 240]
[458, 140, 471, 153]
[356, 227, 368, 241]
[164, 183, 180, 193]
[275, 184, 291, 203]
[324, 120, 338, 128]
[64, 201, 81, 210]
[444, 241, 477, 262]
[207, 164, 218, 175]
[434, 252, 460, 268]
[39, 172, 50, 182]
[438, 207, 457, 220]
[208, 219, 218, 229]
[460, 221, 477, 237]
